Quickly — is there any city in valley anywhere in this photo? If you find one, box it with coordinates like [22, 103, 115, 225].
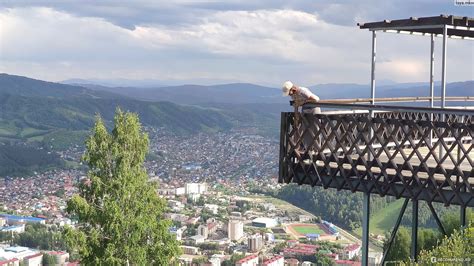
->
[0, 127, 373, 265]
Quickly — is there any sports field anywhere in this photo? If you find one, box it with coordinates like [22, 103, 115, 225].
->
[287, 223, 326, 237]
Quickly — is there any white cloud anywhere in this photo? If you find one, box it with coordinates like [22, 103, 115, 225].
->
[0, 6, 472, 86]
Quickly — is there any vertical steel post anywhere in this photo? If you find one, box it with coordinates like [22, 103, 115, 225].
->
[441, 25, 447, 109]
[362, 30, 376, 266]
[362, 193, 370, 266]
[461, 205, 466, 228]
[440, 25, 448, 157]
[411, 200, 419, 262]
[429, 34, 435, 145]
[371, 31, 377, 105]
[368, 30, 376, 162]
[430, 34, 435, 109]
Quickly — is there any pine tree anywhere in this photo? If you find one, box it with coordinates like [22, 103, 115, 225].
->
[64, 109, 180, 264]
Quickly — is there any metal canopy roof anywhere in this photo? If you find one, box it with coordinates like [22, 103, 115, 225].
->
[358, 15, 474, 39]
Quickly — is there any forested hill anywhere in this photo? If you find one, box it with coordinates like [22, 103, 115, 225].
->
[0, 73, 236, 141]
[0, 73, 238, 176]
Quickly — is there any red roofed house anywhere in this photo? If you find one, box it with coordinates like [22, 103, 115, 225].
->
[284, 258, 299, 266]
[335, 260, 362, 266]
[0, 258, 19, 266]
[262, 255, 284, 266]
[283, 243, 319, 257]
[235, 254, 258, 266]
[47, 251, 70, 264]
[23, 253, 42, 266]
[344, 244, 361, 260]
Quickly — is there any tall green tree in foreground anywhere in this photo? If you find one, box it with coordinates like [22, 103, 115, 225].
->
[418, 223, 473, 264]
[64, 109, 180, 265]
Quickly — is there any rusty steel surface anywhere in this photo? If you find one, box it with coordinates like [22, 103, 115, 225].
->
[279, 111, 474, 207]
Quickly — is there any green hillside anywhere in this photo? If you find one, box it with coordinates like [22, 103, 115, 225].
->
[0, 74, 242, 176]
[0, 73, 240, 143]
[354, 199, 405, 236]
[0, 143, 64, 176]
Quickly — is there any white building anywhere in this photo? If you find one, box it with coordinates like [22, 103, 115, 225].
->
[262, 255, 284, 266]
[248, 234, 263, 252]
[180, 245, 200, 255]
[23, 253, 42, 266]
[188, 235, 206, 245]
[343, 244, 361, 260]
[228, 220, 244, 241]
[1, 224, 25, 234]
[175, 187, 185, 195]
[198, 183, 207, 194]
[185, 183, 207, 195]
[198, 224, 209, 239]
[0, 217, 6, 227]
[236, 254, 258, 266]
[369, 251, 383, 266]
[209, 254, 226, 266]
[46, 251, 69, 265]
[0, 246, 39, 262]
[187, 193, 201, 202]
[186, 183, 200, 194]
[251, 217, 278, 228]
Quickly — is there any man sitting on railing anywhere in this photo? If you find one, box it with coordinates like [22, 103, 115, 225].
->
[282, 81, 321, 157]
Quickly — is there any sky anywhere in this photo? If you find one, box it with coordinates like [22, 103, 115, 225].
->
[0, 0, 473, 86]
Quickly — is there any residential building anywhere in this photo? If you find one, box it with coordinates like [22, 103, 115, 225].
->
[175, 187, 185, 195]
[209, 254, 225, 266]
[343, 244, 360, 260]
[0, 246, 39, 261]
[228, 220, 244, 241]
[0, 215, 45, 225]
[248, 234, 263, 252]
[235, 254, 258, 266]
[262, 255, 284, 266]
[180, 246, 200, 255]
[47, 251, 69, 264]
[185, 183, 206, 195]
[285, 258, 299, 266]
[1, 225, 25, 234]
[188, 235, 206, 245]
[23, 253, 42, 266]
[198, 224, 209, 239]
[0, 258, 19, 266]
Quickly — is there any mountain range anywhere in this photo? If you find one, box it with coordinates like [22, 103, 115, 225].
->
[0, 73, 472, 175]
[64, 80, 473, 105]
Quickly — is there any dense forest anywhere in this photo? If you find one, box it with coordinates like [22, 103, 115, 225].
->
[273, 184, 394, 230]
[0, 142, 64, 176]
[273, 184, 465, 232]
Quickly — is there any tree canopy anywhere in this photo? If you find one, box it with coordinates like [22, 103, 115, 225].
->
[419, 222, 474, 265]
[64, 109, 180, 264]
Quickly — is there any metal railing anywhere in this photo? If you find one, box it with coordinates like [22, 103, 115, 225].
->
[279, 103, 474, 207]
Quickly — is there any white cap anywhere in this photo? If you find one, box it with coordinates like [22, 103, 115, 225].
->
[282, 81, 293, 96]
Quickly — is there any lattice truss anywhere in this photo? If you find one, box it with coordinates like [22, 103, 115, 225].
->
[279, 112, 474, 207]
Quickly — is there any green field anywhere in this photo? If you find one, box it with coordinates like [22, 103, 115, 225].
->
[355, 199, 405, 236]
[293, 225, 325, 235]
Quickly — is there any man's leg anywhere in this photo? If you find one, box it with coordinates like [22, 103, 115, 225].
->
[302, 110, 317, 155]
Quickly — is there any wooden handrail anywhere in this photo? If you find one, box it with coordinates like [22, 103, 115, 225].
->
[317, 96, 474, 104]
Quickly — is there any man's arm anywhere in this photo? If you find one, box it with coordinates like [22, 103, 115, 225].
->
[307, 95, 319, 102]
